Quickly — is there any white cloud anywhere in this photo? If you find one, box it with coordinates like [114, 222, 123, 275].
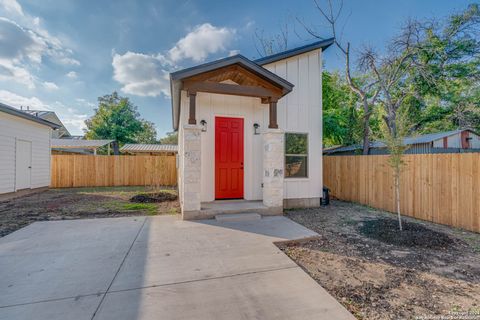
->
[75, 98, 95, 107]
[112, 51, 172, 97]
[169, 23, 235, 62]
[66, 71, 77, 79]
[229, 49, 240, 56]
[0, 3, 80, 89]
[43, 81, 58, 90]
[0, 60, 35, 88]
[0, 0, 23, 16]
[111, 23, 236, 98]
[62, 117, 87, 133]
[0, 89, 49, 109]
[53, 102, 88, 133]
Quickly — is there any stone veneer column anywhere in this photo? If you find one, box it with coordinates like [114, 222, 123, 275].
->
[263, 128, 284, 211]
[181, 124, 202, 216]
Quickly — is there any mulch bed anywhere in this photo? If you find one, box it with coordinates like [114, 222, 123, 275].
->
[359, 217, 458, 249]
[130, 192, 177, 203]
[280, 201, 480, 320]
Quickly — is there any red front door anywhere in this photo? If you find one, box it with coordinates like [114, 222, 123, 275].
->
[215, 117, 244, 199]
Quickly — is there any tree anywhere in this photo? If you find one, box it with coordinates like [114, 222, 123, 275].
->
[253, 19, 291, 57]
[380, 109, 411, 231]
[323, 71, 362, 146]
[159, 132, 178, 144]
[409, 4, 480, 132]
[299, 0, 381, 154]
[84, 92, 157, 154]
[134, 121, 158, 144]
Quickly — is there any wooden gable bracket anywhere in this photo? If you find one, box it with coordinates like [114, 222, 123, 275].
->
[184, 80, 282, 129]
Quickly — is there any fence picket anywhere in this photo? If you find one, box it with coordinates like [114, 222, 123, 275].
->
[51, 155, 177, 188]
[324, 154, 480, 233]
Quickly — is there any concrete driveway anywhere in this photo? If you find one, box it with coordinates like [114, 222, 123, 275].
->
[0, 215, 354, 320]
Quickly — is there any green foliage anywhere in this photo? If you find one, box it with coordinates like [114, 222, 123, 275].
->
[324, 4, 480, 147]
[408, 4, 480, 133]
[135, 121, 158, 144]
[159, 132, 178, 144]
[322, 71, 363, 146]
[84, 92, 157, 145]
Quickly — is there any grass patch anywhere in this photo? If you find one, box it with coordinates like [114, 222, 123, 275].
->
[122, 203, 157, 215]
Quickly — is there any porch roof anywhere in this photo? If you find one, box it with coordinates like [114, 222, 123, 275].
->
[170, 54, 294, 131]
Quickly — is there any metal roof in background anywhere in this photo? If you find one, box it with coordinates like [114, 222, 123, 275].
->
[325, 129, 478, 154]
[0, 102, 60, 129]
[120, 144, 178, 153]
[403, 129, 471, 145]
[51, 139, 113, 149]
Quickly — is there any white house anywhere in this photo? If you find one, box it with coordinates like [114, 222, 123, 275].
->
[170, 39, 333, 219]
[0, 103, 59, 197]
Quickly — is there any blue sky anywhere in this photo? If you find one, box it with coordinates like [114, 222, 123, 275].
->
[0, 0, 473, 138]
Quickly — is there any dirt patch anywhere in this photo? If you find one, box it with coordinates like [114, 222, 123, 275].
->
[359, 218, 458, 249]
[281, 201, 480, 320]
[130, 191, 177, 203]
[0, 187, 180, 237]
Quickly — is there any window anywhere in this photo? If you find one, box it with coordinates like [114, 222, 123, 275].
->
[285, 133, 308, 178]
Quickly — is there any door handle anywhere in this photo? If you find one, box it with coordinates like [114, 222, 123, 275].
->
[28, 166, 32, 169]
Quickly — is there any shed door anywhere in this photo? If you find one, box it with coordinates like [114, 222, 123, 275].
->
[15, 139, 32, 190]
[215, 117, 244, 199]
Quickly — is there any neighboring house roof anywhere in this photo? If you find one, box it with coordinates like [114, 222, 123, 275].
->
[51, 139, 113, 149]
[22, 110, 71, 138]
[120, 144, 178, 153]
[323, 145, 343, 152]
[170, 54, 295, 131]
[0, 102, 60, 129]
[403, 129, 477, 145]
[326, 129, 478, 154]
[255, 38, 335, 65]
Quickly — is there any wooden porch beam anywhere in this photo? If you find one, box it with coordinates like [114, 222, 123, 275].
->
[183, 81, 280, 99]
[269, 99, 278, 129]
[188, 92, 197, 125]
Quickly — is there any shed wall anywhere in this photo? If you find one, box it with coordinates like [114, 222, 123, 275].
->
[0, 112, 52, 194]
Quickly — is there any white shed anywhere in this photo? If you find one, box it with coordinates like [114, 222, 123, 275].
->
[0, 103, 59, 196]
[170, 39, 333, 219]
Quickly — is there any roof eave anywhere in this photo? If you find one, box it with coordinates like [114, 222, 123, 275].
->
[0, 102, 61, 129]
[255, 38, 335, 65]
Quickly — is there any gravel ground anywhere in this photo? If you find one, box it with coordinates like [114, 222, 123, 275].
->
[279, 201, 480, 320]
[0, 187, 180, 237]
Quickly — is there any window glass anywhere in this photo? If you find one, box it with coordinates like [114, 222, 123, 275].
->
[285, 133, 308, 178]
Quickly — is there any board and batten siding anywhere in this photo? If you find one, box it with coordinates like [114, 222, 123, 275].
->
[263, 49, 323, 201]
[178, 49, 323, 202]
[0, 112, 52, 194]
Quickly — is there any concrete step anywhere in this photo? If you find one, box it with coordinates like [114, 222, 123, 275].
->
[215, 213, 262, 222]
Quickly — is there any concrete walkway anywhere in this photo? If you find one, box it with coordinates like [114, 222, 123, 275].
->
[0, 215, 354, 320]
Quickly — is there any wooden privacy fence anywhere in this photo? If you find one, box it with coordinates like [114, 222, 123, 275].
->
[324, 154, 480, 233]
[51, 155, 177, 188]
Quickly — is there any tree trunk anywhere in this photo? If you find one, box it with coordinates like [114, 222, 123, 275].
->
[395, 172, 403, 231]
[362, 100, 370, 155]
[112, 141, 120, 155]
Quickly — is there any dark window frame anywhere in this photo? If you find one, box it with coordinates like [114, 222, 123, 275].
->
[284, 132, 308, 179]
